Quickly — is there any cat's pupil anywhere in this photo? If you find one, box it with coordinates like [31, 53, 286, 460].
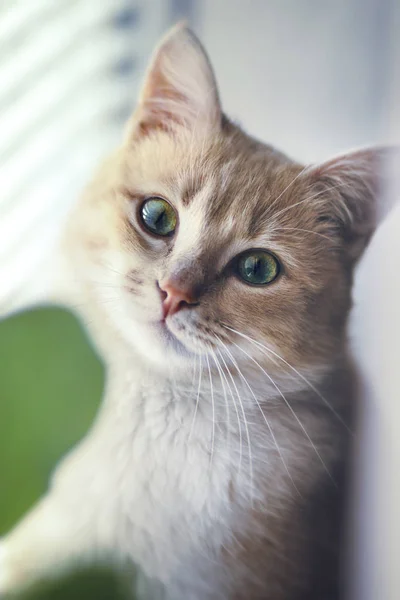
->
[236, 251, 279, 285]
[244, 256, 267, 281]
[141, 198, 177, 236]
[156, 210, 166, 226]
[247, 258, 261, 276]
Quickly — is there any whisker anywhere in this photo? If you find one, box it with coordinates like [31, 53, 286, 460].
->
[227, 338, 336, 486]
[90, 281, 124, 289]
[188, 354, 203, 442]
[216, 347, 251, 487]
[101, 260, 127, 278]
[209, 347, 231, 446]
[205, 353, 215, 466]
[215, 339, 254, 503]
[222, 324, 351, 434]
[270, 181, 351, 222]
[267, 165, 312, 213]
[215, 349, 243, 473]
[190, 352, 199, 394]
[272, 227, 333, 242]
[215, 336, 302, 498]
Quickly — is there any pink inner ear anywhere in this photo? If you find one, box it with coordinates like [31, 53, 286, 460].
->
[137, 80, 189, 137]
[128, 25, 221, 140]
[303, 147, 395, 262]
[308, 147, 390, 195]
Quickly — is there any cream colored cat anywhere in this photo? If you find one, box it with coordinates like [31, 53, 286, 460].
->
[0, 25, 393, 600]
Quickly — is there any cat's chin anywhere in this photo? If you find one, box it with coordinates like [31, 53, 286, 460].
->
[154, 321, 193, 357]
[116, 315, 200, 370]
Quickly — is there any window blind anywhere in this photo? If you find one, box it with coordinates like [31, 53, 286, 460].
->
[0, 0, 171, 314]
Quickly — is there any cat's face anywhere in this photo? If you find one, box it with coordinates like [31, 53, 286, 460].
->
[71, 26, 385, 378]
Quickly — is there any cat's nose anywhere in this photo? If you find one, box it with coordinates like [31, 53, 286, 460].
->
[158, 281, 199, 320]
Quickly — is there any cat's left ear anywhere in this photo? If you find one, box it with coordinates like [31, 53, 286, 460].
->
[128, 23, 221, 139]
[306, 147, 397, 262]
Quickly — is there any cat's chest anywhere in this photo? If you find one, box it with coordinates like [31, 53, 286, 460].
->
[114, 378, 246, 508]
[105, 376, 258, 572]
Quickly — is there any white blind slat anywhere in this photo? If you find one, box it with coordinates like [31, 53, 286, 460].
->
[0, 0, 171, 315]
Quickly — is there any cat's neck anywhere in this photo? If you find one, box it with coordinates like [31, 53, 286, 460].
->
[101, 346, 319, 418]
[71, 296, 349, 425]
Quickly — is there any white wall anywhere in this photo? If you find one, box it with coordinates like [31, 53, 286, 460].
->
[199, 0, 389, 162]
[348, 4, 400, 598]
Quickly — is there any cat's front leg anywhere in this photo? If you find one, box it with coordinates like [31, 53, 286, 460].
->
[0, 485, 105, 597]
[0, 426, 117, 597]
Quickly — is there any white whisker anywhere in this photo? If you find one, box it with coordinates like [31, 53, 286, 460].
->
[209, 347, 231, 445]
[267, 165, 311, 213]
[214, 349, 243, 473]
[222, 324, 351, 434]
[190, 352, 199, 394]
[215, 344, 253, 499]
[215, 336, 302, 498]
[188, 354, 202, 442]
[272, 226, 333, 242]
[227, 338, 336, 486]
[205, 352, 215, 465]
[270, 181, 351, 222]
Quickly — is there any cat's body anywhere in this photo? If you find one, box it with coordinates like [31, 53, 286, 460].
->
[0, 25, 392, 600]
[15, 340, 349, 600]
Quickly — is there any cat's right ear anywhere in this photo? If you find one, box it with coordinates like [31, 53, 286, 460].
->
[127, 23, 221, 139]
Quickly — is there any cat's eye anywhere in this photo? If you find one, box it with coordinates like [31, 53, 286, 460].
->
[235, 250, 280, 285]
[140, 198, 177, 237]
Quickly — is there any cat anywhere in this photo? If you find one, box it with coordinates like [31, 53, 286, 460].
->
[0, 23, 393, 600]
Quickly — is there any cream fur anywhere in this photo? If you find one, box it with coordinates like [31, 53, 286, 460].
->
[0, 24, 391, 600]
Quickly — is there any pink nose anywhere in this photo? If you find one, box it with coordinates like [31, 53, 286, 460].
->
[158, 281, 198, 320]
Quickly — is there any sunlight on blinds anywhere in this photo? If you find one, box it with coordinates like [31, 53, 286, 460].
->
[0, 0, 169, 314]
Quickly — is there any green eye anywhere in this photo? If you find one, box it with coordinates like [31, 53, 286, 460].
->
[140, 198, 177, 236]
[236, 250, 280, 285]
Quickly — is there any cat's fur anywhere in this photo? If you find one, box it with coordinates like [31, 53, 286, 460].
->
[0, 24, 392, 600]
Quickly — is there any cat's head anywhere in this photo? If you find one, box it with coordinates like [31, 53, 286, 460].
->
[70, 25, 390, 380]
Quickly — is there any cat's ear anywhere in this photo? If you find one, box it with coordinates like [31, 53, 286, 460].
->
[128, 23, 221, 139]
[306, 147, 396, 262]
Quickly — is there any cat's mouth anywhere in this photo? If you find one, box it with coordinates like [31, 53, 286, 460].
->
[157, 312, 224, 360]
[154, 320, 194, 356]
[154, 315, 216, 358]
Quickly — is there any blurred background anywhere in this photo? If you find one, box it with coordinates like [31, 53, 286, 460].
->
[0, 1, 398, 599]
